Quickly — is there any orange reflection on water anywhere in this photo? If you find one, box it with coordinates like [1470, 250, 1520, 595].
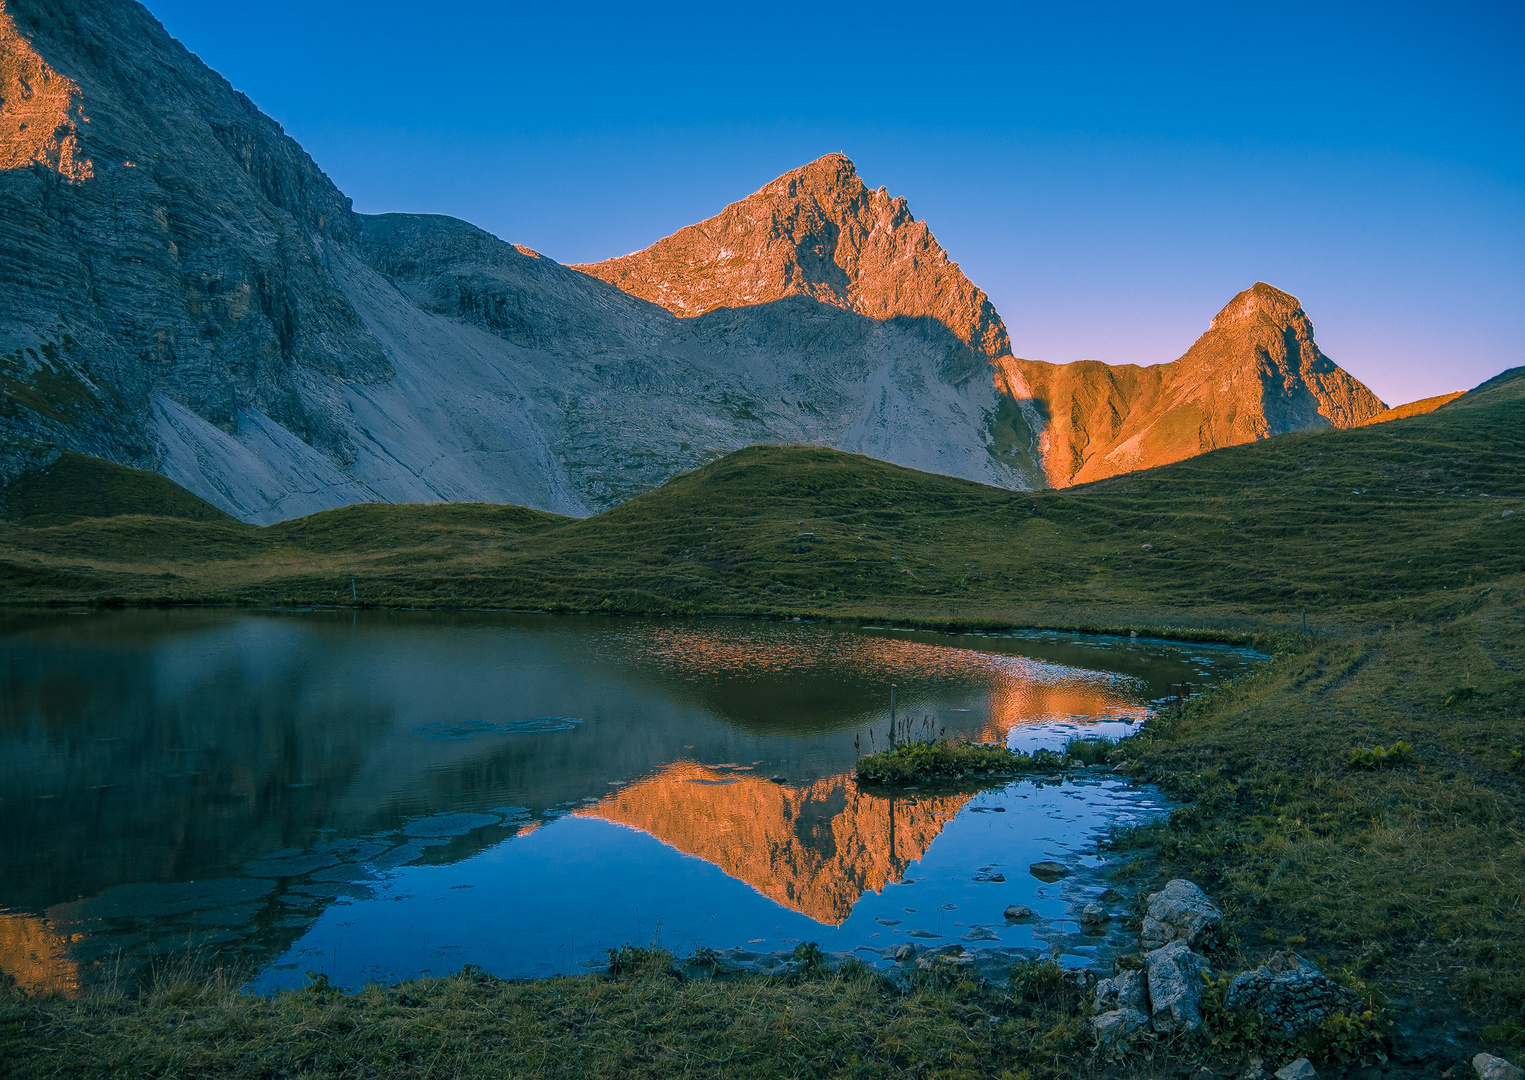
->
[636, 625, 1145, 736]
[576, 762, 973, 925]
[977, 680, 1149, 742]
[0, 909, 80, 997]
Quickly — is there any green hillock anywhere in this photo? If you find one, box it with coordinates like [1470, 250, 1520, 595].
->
[0, 451, 236, 526]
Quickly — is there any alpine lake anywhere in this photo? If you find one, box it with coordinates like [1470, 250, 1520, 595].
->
[0, 610, 1263, 995]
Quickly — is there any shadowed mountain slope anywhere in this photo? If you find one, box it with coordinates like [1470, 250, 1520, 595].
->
[0, 1, 1039, 520]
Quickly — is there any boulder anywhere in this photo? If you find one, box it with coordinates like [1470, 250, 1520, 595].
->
[1145, 940, 1211, 1033]
[1474, 1054, 1524, 1080]
[1030, 861, 1070, 881]
[1093, 1007, 1150, 1047]
[891, 944, 916, 962]
[1140, 879, 1223, 951]
[1274, 1058, 1317, 1080]
[1094, 969, 1148, 1015]
[1081, 903, 1110, 926]
[1224, 952, 1361, 1036]
[1003, 904, 1035, 920]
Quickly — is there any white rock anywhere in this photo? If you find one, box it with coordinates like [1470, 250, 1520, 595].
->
[1094, 969, 1147, 1015]
[1474, 1053, 1524, 1080]
[1092, 1007, 1150, 1046]
[1140, 879, 1223, 951]
[1274, 1058, 1316, 1080]
[1145, 940, 1211, 1033]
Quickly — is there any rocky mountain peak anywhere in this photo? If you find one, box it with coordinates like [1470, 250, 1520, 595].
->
[1209, 282, 1307, 331]
[576, 153, 1012, 358]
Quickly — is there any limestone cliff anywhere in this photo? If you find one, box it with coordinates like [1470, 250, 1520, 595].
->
[1, 0, 1388, 519]
[996, 284, 1386, 486]
[0, 1, 1036, 519]
[576, 153, 1011, 360]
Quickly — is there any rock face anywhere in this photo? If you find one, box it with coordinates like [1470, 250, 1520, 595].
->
[1145, 940, 1212, 1033]
[1140, 878, 1224, 951]
[1093, 1006, 1151, 1046]
[576, 153, 1011, 360]
[1224, 951, 1361, 1036]
[0, 0, 1040, 520]
[996, 283, 1387, 487]
[1094, 969, 1148, 1015]
[0, 0, 1388, 521]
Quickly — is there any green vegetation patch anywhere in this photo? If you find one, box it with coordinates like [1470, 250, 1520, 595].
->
[854, 739, 1061, 783]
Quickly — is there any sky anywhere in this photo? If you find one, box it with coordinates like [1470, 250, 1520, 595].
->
[142, 0, 1524, 406]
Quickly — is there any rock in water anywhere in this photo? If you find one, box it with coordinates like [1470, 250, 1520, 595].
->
[1080, 902, 1110, 926]
[1094, 969, 1148, 1015]
[1029, 861, 1069, 882]
[1474, 1054, 1524, 1080]
[1225, 952, 1361, 1036]
[1140, 879, 1223, 951]
[1003, 904, 1035, 920]
[1274, 1058, 1317, 1080]
[1145, 940, 1212, 1033]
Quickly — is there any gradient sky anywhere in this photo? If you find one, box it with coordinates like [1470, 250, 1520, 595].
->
[142, 0, 1523, 406]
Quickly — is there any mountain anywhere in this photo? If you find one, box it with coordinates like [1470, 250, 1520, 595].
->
[575, 153, 1011, 360]
[1, 0, 1384, 522]
[0, 0, 1039, 522]
[995, 283, 1387, 486]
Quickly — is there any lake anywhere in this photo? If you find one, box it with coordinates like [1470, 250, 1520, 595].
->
[0, 609, 1261, 993]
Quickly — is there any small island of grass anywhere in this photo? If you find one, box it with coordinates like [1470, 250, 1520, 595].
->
[854, 737, 1114, 784]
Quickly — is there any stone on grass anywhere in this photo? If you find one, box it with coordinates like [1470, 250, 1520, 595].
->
[1093, 1007, 1150, 1048]
[1003, 904, 1035, 920]
[1274, 1058, 1317, 1080]
[1145, 940, 1211, 1033]
[1225, 952, 1361, 1036]
[1094, 969, 1148, 1015]
[1140, 879, 1223, 951]
[1474, 1054, 1524, 1080]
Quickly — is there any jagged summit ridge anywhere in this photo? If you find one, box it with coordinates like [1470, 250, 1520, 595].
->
[1, 0, 1392, 520]
[576, 153, 1012, 359]
[1209, 281, 1307, 330]
[998, 282, 1387, 487]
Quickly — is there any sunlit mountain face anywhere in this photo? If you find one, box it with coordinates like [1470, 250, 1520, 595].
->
[0, 610, 1261, 990]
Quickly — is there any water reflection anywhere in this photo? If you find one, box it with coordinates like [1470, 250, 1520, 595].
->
[0, 610, 1261, 992]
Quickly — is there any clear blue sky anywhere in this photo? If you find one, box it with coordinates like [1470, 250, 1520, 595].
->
[143, 0, 1523, 405]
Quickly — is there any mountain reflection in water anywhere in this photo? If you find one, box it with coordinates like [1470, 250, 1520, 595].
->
[0, 610, 1261, 991]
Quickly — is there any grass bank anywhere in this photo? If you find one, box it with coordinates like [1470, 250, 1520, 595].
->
[2, 948, 1392, 1080]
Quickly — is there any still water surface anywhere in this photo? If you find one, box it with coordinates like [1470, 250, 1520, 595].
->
[0, 610, 1261, 993]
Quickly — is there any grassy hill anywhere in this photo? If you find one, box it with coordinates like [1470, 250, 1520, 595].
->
[2, 366, 1520, 631]
[3, 367, 1523, 1069]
